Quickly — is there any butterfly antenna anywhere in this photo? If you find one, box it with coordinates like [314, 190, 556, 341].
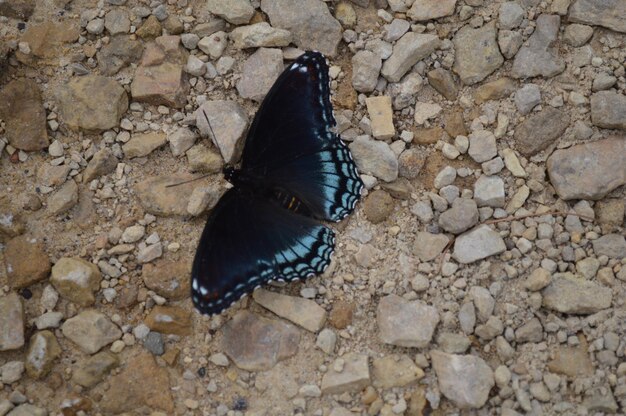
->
[165, 174, 211, 188]
[201, 109, 217, 141]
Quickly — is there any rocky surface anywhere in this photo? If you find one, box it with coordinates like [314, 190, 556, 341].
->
[1, 0, 625, 414]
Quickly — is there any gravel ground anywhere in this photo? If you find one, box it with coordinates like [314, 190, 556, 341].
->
[0, 0, 625, 415]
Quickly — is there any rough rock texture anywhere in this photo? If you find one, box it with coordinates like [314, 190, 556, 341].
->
[261, 0, 342, 56]
[512, 14, 565, 78]
[453, 22, 503, 85]
[547, 137, 625, 200]
[568, 0, 626, 33]
[542, 275, 613, 314]
[0, 79, 48, 151]
[515, 107, 569, 156]
[377, 294, 439, 348]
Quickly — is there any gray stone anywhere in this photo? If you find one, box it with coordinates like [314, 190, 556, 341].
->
[542, 274, 612, 314]
[381, 32, 441, 82]
[61, 310, 122, 354]
[0, 361, 25, 384]
[206, 0, 254, 24]
[590, 91, 626, 130]
[482, 157, 504, 175]
[25, 330, 61, 379]
[568, 0, 626, 33]
[453, 22, 503, 85]
[105, 9, 131, 35]
[6, 404, 47, 416]
[51, 257, 102, 307]
[515, 318, 543, 343]
[453, 225, 506, 264]
[439, 198, 479, 234]
[413, 231, 450, 262]
[185, 55, 206, 77]
[427, 68, 458, 100]
[563, 24, 594, 47]
[499, 2, 525, 29]
[546, 137, 625, 200]
[143, 332, 164, 355]
[168, 127, 197, 157]
[261, 0, 342, 56]
[512, 14, 565, 78]
[0, 293, 24, 351]
[253, 289, 326, 332]
[474, 175, 505, 207]
[230, 22, 292, 49]
[468, 130, 497, 163]
[321, 353, 370, 394]
[196, 100, 249, 164]
[434, 166, 456, 189]
[592, 234, 626, 259]
[498, 30, 523, 59]
[237, 48, 283, 102]
[407, 0, 457, 21]
[198, 31, 227, 59]
[372, 355, 424, 389]
[459, 302, 476, 334]
[83, 148, 118, 183]
[437, 332, 471, 353]
[389, 72, 423, 109]
[222, 311, 300, 371]
[515, 107, 569, 156]
[411, 200, 434, 222]
[351, 50, 382, 93]
[469, 286, 495, 322]
[383, 18, 410, 42]
[349, 135, 398, 182]
[475, 316, 504, 340]
[377, 294, 439, 348]
[72, 351, 119, 387]
[431, 351, 494, 409]
[47, 180, 79, 216]
[592, 73, 617, 92]
[122, 132, 167, 159]
[514, 84, 541, 115]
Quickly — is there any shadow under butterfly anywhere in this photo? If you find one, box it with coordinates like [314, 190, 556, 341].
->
[191, 51, 364, 315]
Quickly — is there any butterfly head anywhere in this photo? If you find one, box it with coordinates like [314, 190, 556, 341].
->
[223, 165, 237, 184]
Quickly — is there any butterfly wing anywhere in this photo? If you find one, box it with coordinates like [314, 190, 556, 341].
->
[191, 188, 335, 315]
[241, 51, 363, 222]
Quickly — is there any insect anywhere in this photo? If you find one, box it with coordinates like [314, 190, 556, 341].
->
[191, 51, 363, 315]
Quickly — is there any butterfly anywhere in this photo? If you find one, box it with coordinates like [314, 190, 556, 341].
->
[191, 51, 363, 315]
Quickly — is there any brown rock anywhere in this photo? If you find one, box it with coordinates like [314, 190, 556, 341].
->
[100, 351, 174, 413]
[515, 107, 569, 156]
[329, 300, 354, 329]
[50, 257, 102, 306]
[427, 68, 458, 100]
[122, 132, 167, 158]
[16, 21, 79, 64]
[144, 305, 192, 336]
[61, 310, 122, 354]
[142, 259, 191, 300]
[131, 62, 188, 108]
[414, 126, 443, 145]
[72, 351, 119, 388]
[443, 109, 467, 137]
[97, 35, 144, 76]
[0, 79, 48, 151]
[4, 235, 51, 289]
[363, 190, 394, 224]
[83, 148, 118, 183]
[136, 15, 162, 39]
[186, 143, 223, 173]
[595, 199, 625, 233]
[0, 0, 35, 19]
[0, 203, 25, 243]
[47, 179, 79, 216]
[25, 330, 61, 379]
[474, 78, 516, 104]
[222, 311, 300, 371]
[0, 292, 24, 351]
[372, 355, 424, 389]
[398, 148, 426, 179]
[56, 75, 129, 132]
[136, 174, 211, 216]
[37, 164, 70, 187]
[547, 336, 594, 377]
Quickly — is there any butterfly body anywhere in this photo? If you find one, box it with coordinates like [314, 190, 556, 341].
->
[191, 51, 363, 315]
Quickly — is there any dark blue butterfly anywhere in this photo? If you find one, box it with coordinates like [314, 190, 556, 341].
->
[191, 51, 363, 315]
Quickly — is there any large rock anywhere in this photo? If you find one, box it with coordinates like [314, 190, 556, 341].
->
[592, 234, 626, 259]
[0, 293, 24, 351]
[261, 0, 342, 57]
[542, 274, 612, 314]
[515, 107, 569, 156]
[407, 0, 456, 21]
[195, 100, 248, 164]
[100, 351, 173, 413]
[377, 294, 439, 348]
[50, 257, 102, 307]
[321, 353, 370, 394]
[431, 351, 494, 409]
[222, 311, 300, 371]
[25, 330, 61, 379]
[547, 137, 625, 200]
[230, 22, 292, 49]
[253, 289, 327, 332]
[15, 21, 79, 65]
[207, 0, 254, 24]
[0, 79, 48, 151]
[590, 91, 626, 130]
[61, 310, 122, 354]
[131, 62, 188, 108]
[381, 32, 440, 82]
[452, 22, 503, 85]
[136, 174, 212, 216]
[56, 75, 128, 132]
[144, 305, 192, 336]
[349, 136, 398, 182]
[97, 35, 144, 75]
[4, 235, 51, 289]
[453, 225, 506, 264]
[236, 48, 283, 102]
[512, 14, 565, 78]
[568, 0, 626, 33]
